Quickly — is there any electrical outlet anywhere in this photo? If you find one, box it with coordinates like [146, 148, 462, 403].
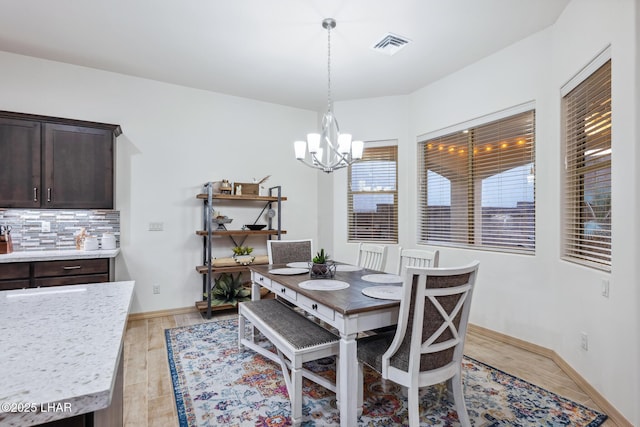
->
[41, 221, 51, 232]
[153, 284, 160, 294]
[580, 332, 588, 351]
[601, 279, 610, 298]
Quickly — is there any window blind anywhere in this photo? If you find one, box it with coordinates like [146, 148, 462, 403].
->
[562, 59, 611, 270]
[418, 110, 535, 252]
[348, 145, 398, 243]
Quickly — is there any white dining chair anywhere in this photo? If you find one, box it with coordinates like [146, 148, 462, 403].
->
[357, 261, 480, 427]
[396, 247, 440, 275]
[356, 242, 387, 271]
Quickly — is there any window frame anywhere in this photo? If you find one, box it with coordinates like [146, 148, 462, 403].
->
[347, 141, 398, 243]
[561, 47, 612, 271]
[417, 102, 536, 254]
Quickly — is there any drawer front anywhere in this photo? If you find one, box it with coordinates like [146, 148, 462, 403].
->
[272, 283, 297, 301]
[0, 279, 31, 290]
[34, 259, 109, 278]
[297, 294, 335, 322]
[253, 272, 272, 290]
[35, 273, 109, 287]
[0, 262, 30, 280]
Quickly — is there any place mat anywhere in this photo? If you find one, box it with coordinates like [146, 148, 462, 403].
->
[361, 273, 403, 284]
[299, 279, 350, 291]
[362, 285, 403, 300]
[335, 264, 363, 272]
[268, 268, 309, 275]
[286, 262, 309, 269]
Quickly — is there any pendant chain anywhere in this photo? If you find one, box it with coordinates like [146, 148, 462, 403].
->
[327, 24, 332, 112]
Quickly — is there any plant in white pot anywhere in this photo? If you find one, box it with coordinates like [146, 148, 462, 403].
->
[232, 246, 254, 265]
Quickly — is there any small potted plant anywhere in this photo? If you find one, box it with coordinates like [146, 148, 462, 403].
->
[311, 248, 335, 278]
[205, 273, 251, 307]
[232, 246, 254, 265]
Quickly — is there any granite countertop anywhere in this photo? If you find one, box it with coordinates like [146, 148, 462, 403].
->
[0, 248, 120, 263]
[0, 280, 135, 426]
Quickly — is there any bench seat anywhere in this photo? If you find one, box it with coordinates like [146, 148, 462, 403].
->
[238, 299, 340, 425]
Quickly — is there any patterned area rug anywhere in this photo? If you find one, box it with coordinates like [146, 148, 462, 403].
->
[165, 318, 607, 426]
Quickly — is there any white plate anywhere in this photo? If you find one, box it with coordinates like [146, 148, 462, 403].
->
[362, 286, 402, 300]
[286, 262, 309, 269]
[268, 268, 309, 275]
[335, 264, 363, 272]
[299, 280, 350, 291]
[361, 274, 403, 284]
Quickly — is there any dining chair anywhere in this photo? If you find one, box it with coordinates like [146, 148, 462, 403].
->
[356, 242, 387, 271]
[267, 239, 313, 265]
[357, 261, 480, 427]
[396, 247, 440, 275]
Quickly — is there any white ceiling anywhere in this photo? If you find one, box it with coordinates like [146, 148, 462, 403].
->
[0, 0, 570, 111]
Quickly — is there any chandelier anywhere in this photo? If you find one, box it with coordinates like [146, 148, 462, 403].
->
[294, 18, 364, 173]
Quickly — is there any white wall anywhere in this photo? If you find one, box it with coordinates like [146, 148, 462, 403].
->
[331, 0, 638, 423]
[0, 50, 321, 314]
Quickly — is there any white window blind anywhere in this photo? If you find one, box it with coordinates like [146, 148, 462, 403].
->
[348, 145, 398, 243]
[562, 59, 611, 270]
[418, 110, 535, 252]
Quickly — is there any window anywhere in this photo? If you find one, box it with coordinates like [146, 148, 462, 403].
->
[418, 107, 535, 253]
[562, 54, 611, 270]
[348, 143, 398, 243]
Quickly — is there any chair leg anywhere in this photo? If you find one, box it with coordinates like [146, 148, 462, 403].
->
[406, 386, 420, 427]
[290, 364, 303, 426]
[238, 313, 245, 350]
[451, 372, 471, 427]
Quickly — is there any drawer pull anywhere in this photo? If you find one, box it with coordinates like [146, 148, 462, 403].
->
[259, 277, 264, 282]
[312, 303, 318, 310]
[62, 266, 82, 270]
[280, 287, 286, 293]
[47, 188, 52, 202]
[33, 187, 38, 202]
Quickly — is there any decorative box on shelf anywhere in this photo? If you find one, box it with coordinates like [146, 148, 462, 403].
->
[234, 182, 259, 196]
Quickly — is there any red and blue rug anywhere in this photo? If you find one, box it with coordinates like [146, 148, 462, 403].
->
[165, 318, 607, 426]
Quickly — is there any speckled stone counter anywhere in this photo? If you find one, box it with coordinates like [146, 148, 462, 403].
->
[0, 280, 134, 426]
[0, 248, 120, 263]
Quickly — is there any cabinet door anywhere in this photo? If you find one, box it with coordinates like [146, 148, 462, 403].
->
[43, 123, 114, 209]
[0, 118, 41, 207]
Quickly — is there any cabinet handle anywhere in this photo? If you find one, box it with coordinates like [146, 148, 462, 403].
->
[33, 187, 38, 202]
[259, 277, 263, 282]
[47, 188, 52, 202]
[280, 287, 286, 293]
[62, 266, 82, 270]
[312, 303, 318, 310]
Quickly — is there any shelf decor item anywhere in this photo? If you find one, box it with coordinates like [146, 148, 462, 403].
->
[310, 248, 336, 279]
[232, 246, 255, 265]
[206, 273, 251, 307]
[213, 216, 232, 230]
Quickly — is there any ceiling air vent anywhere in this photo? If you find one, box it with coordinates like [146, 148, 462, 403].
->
[370, 32, 411, 56]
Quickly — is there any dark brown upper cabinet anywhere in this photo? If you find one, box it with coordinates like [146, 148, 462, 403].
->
[0, 111, 121, 209]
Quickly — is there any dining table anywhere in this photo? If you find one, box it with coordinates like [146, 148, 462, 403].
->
[248, 262, 403, 427]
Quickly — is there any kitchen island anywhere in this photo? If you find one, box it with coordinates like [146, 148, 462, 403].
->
[0, 280, 134, 427]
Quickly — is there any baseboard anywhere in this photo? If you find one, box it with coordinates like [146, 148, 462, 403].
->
[127, 306, 198, 321]
[468, 324, 631, 427]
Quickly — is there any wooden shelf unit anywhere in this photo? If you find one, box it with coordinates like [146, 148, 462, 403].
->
[196, 183, 285, 319]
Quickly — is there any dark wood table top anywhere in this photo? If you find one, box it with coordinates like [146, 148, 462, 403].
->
[249, 263, 401, 316]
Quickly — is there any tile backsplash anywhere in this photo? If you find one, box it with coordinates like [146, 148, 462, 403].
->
[0, 209, 120, 251]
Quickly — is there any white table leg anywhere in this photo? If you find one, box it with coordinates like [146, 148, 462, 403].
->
[338, 332, 359, 427]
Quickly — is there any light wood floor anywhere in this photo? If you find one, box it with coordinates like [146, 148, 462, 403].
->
[123, 309, 617, 427]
